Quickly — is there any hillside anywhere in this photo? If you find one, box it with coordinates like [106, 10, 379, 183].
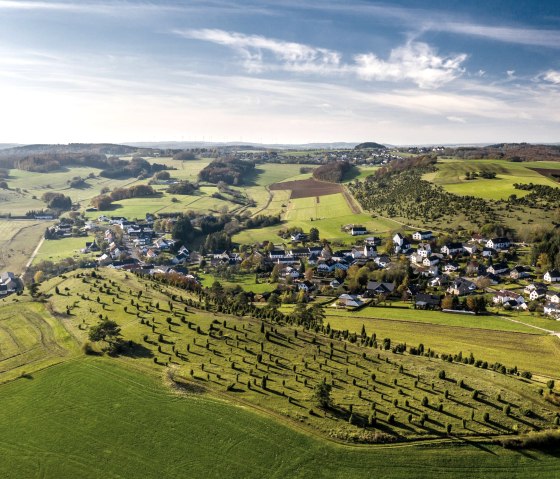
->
[23, 268, 560, 444]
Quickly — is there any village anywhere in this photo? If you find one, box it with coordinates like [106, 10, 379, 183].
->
[34, 213, 560, 322]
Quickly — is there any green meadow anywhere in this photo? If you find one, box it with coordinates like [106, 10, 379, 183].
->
[1, 357, 558, 479]
[427, 159, 559, 200]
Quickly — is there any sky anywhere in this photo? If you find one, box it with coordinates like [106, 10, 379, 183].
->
[0, 0, 559, 145]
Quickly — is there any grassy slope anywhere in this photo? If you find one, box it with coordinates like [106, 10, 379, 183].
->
[0, 302, 79, 382]
[0, 357, 558, 479]
[0, 220, 52, 273]
[429, 159, 559, 200]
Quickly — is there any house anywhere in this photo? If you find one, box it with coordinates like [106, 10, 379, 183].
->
[366, 281, 395, 296]
[393, 233, 405, 247]
[374, 255, 391, 268]
[510, 265, 531, 280]
[481, 247, 495, 258]
[289, 247, 311, 258]
[440, 242, 463, 256]
[335, 294, 364, 308]
[524, 283, 546, 294]
[543, 303, 560, 318]
[545, 292, 560, 304]
[443, 262, 460, 273]
[423, 255, 440, 267]
[486, 237, 510, 250]
[412, 231, 433, 241]
[290, 232, 307, 242]
[350, 226, 367, 236]
[316, 260, 336, 274]
[429, 276, 449, 287]
[417, 243, 432, 258]
[410, 253, 424, 265]
[0, 272, 22, 295]
[81, 240, 100, 253]
[297, 280, 315, 291]
[363, 245, 377, 258]
[365, 236, 382, 246]
[448, 278, 476, 296]
[486, 263, 509, 275]
[529, 287, 547, 301]
[329, 279, 342, 289]
[462, 243, 478, 255]
[493, 290, 525, 306]
[543, 270, 560, 283]
[269, 249, 287, 260]
[414, 293, 441, 310]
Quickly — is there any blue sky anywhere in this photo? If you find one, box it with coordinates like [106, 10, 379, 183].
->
[1, 0, 559, 144]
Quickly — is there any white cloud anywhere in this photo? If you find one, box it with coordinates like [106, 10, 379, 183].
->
[175, 29, 341, 74]
[354, 42, 467, 89]
[176, 30, 466, 89]
[543, 70, 560, 84]
[447, 116, 466, 123]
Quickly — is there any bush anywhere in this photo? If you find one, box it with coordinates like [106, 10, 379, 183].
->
[438, 370, 446, 380]
[483, 412, 490, 422]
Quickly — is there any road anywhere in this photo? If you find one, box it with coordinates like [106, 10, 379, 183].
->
[21, 236, 45, 277]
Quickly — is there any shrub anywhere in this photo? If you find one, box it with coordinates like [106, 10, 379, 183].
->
[483, 412, 490, 422]
[438, 370, 446, 380]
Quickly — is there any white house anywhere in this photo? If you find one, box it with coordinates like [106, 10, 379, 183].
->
[545, 292, 560, 304]
[350, 226, 367, 236]
[493, 290, 524, 305]
[440, 242, 463, 256]
[412, 231, 433, 241]
[544, 270, 560, 283]
[417, 243, 432, 258]
[336, 294, 364, 308]
[423, 255, 440, 267]
[544, 303, 560, 318]
[486, 237, 510, 250]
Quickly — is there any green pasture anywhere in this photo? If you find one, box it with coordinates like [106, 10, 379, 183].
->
[428, 159, 559, 200]
[1, 357, 558, 479]
[323, 303, 540, 334]
[326, 315, 560, 378]
[32, 236, 93, 264]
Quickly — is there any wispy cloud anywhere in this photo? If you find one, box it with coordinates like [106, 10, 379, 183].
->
[354, 42, 466, 89]
[175, 29, 467, 88]
[278, 1, 560, 49]
[543, 70, 560, 84]
[174, 28, 341, 74]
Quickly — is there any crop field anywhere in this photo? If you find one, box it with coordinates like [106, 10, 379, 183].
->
[427, 159, 560, 200]
[270, 179, 344, 199]
[0, 302, 78, 382]
[1, 358, 558, 479]
[32, 269, 560, 446]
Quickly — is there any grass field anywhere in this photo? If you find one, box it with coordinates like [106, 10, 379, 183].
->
[200, 272, 277, 294]
[427, 159, 560, 200]
[0, 302, 78, 382]
[1, 357, 558, 479]
[31, 269, 560, 442]
[0, 219, 52, 273]
[32, 236, 94, 265]
[233, 192, 402, 245]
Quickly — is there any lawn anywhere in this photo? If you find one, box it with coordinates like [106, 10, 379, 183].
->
[1, 357, 558, 479]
